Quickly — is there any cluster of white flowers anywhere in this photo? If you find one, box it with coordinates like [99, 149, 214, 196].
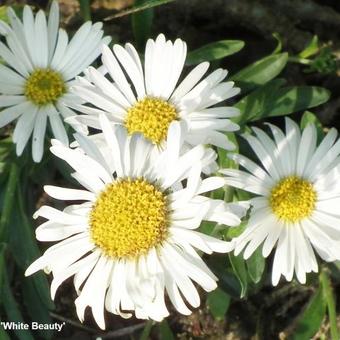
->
[1, 1, 340, 330]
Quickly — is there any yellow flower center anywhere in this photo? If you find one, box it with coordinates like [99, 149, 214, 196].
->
[125, 97, 178, 144]
[89, 178, 169, 259]
[269, 176, 317, 222]
[24, 68, 66, 106]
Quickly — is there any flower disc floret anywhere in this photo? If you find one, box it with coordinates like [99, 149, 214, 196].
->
[269, 176, 317, 222]
[89, 178, 169, 259]
[25, 68, 66, 106]
[125, 97, 178, 144]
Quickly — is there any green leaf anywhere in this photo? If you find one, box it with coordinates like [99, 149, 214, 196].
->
[22, 280, 53, 339]
[9, 189, 54, 311]
[235, 81, 330, 124]
[0, 322, 10, 340]
[104, 0, 175, 20]
[232, 53, 288, 93]
[140, 321, 154, 340]
[300, 111, 322, 130]
[246, 248, 265, 284]
[300, 111, 324, 142]
[291, 288, 326, 340]
[186, 40, 244, 65]
[206, 256, 242, 298]
[229, 254, 248, 298]
[299, 35, 319, 59]
[207, 288, 231, 320]
[0, 6, 8, 23]
[132, 0, 154, 50]
[271, 33, 283, 54]
[0, 162, 19, 241]
[224, 220, 247, 239]
[78, 0, 91, 21]
[1, 254, 34, 340]
[158, 320, 175, 340]
[218, 133, 238, 169]
[320, 269, 339, 340]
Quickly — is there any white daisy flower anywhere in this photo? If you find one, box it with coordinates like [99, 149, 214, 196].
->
[25, 115, 245, 329]
[221, 117, 340, 285]
[0, 1, 111, 162]
[68, 33, 240, 151]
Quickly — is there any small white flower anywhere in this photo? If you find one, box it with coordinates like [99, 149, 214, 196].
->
[221, 117, 340, 285]
[25, 116, 245, 329]
[0, 1, 110, 162]
[68, 33, 240, 151]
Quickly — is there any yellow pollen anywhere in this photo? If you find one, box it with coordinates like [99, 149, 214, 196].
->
[125, 97, 178, 144]
[89, 178, 169, 259]
[25, 68, 66, 106]
[269, 176, 317, 222]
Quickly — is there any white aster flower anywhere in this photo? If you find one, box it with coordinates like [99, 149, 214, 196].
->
[25, 115, 245, 329]
[0, 1, 110, 162]
[221, 117, 340, 285]
[68, 33, 240, 151]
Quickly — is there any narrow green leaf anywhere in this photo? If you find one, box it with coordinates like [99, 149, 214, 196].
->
[231, 53, 288, 93]
[158, 320, 175, 340]
[229, 254, 248, 298]
[246, 248, 265, 284]
[22, 280, 53, 339]
[2, 267, 35, 340]
[207, 288, 231, 320]
[104, 0, 175, 21]
[263, 86, 330, 119]
[0, 245, 9, 340]
[0, 322, 10, 340]
[78, 0, 91, 21]
[320, 269, 339, 340]
[132, 0, 154, 50]
[207, 255, 243, 298]
[186, 40, 244, 65]
[218, 133, 238, 169]
[235, 82, 330, 124]
[271, 32, 282, 54]
[300, 111, 324, 142]
[0, 162, 19, 241]
[292, 288, 326, 340]
[300, 111, 322, 130]
[140, 320, 154, 340]
[299, 35, 319, 59]
[0, 7, 8, 23]
[9, 189, 54, 310]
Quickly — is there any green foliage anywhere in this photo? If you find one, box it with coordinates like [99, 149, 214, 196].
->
[132, 0, 154, 50]
[78, 0, 91, 21]
[104, 0, 175, 20]
[300, 111, 324, 142]
[232, 52, 288, 93]
[305, 47, 337, 75]
[271, 32, 283, 54]
[235, 80, 330, 124]
[299, 36, 319, 59]
[207, 288, 231, 320]
[0, 244, 35, 340]
[246, 248, 265, 284]
[186, 40, 244, 65]
[228, 253, 248, 298]
[158, 320, 175, 340]
[0, 6, 8, 23]
[291, 288, 326, 340]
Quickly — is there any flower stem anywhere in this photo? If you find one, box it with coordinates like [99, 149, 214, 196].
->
[320, 268, 339, 340]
